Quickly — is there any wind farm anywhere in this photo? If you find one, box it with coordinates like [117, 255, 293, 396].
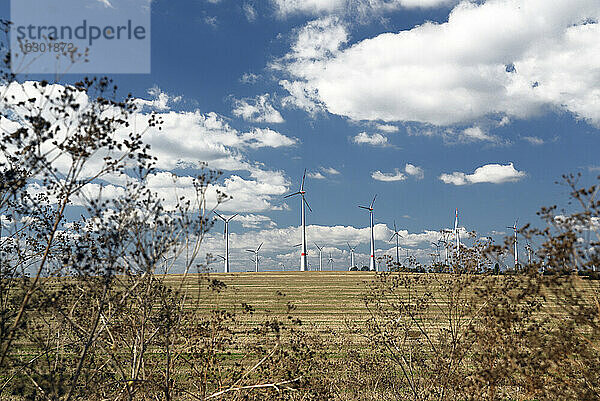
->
[207, 171, 544, 274]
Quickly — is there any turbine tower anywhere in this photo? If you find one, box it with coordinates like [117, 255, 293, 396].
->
[431, 241, 442, 264]
[314, 242, 324, 271]
[284, 169, 311, 271]
[507, 219, 519, 268]
[347, 242, 357, 270]
[389, 220, 403, 267]
[328, 252, 334, 270]
[359, 195, 377, 271]
[525, 239, 533, 266]
[454, 208, 460, 258]
[214, 212, 237, 273]
[440, 229, 452, 265]
[246, 242, 263, 272]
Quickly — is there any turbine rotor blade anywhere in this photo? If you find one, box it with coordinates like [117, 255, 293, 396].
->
[284, 191, 302, 199]
[303, 196, 312, 212]
[370, 194, 377, 208]
[227, 213, 238, 222]
[301, 168, 306, 191]
[358, 205, 370, 210]
[257, 242, 263, 252]
[214, 211, 226, 221]
[246, 249, 254, 253]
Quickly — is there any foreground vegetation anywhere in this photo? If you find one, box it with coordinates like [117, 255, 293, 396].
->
[2, 21, 600, 400]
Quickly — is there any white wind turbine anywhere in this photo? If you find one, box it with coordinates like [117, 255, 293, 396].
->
[525, 239, 533, 266]
[314, 242, 324, 271]
[284, 169, 312, 271]
[328, 252, 334, 270]
[389, 220, 403, 267]
[358, 195, 377, 271]
[246, 242, 263, 272]
[347, 242, 357, 270]
[440, 229, 452, 265]
[454, 208, 461, 259]
[507, 219, 519, 268]
[214, 212, 237, 273]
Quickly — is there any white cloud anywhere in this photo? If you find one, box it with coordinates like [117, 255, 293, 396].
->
[241, 128, 298, 148]
[243, 3, 257, 21]
[278, 1, 600, 127]
[233, 214, 277, 229]
[439, 163, 526, 185]
[372, 169, 406, 182]
[134, 86, 182, 111]
[202, 222, 449, 272]
[240, 72, 260, 84]
[404, 163, 424, 179]
[97, 0, 114, 8]
[321, 166, 340, 175]
[522, 136, 544, 145]
[307, 171, 326, 179]
[270, 0, 457, 18]
[372, 163, 424, 181]
[352, 132, 388, 146]
[232, 94, 285, 123]
[279, 80, 324, 115]
[459, 126, 498, 143]
[376, 123, 399, 133]
[0, 81, 295, 214]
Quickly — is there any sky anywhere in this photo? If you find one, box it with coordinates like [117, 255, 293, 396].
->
[2, 0, 600, 272]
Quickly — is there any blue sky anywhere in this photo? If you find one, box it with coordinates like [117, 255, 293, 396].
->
[3, 0, 600, 271]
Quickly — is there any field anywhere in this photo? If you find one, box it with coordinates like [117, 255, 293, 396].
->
[163, 271, 377, 333]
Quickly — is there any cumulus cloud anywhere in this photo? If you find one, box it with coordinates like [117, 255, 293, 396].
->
[372, 163, 424, 182]
[202, 222, 449, 272]
[376, 123, 399, 133]
[372, 169, 406, 182]
[404, 163, 424, 179]
[241, 128, 298, 148]
[134, 86, 182, 111]
[439, 163, 526, 185]
[270, 0, 457, 18]
[352, 132, 388, 146]
[0, 81, 295, 213]
[278, 0, 600, 127]
[459, 126, 499, 143]
[232, 94, 285, 123]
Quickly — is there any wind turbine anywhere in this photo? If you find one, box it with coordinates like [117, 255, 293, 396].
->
[389, 221, 403, 267]
[431, 241, 442, 264]
[246, 242, 263, 272]
[314, 242, 324, 271]
[525, 239, 533, 266]
[347, 242, 357, 270]
[359, 195, 377, 271]
[214, 212, 237, 273]
[284, 169, 312, 271]
[507, 219, 519, 268]
[440, 229, 452, 265]
[328, 252, 334, 270]
[454, 208, 460, 259]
